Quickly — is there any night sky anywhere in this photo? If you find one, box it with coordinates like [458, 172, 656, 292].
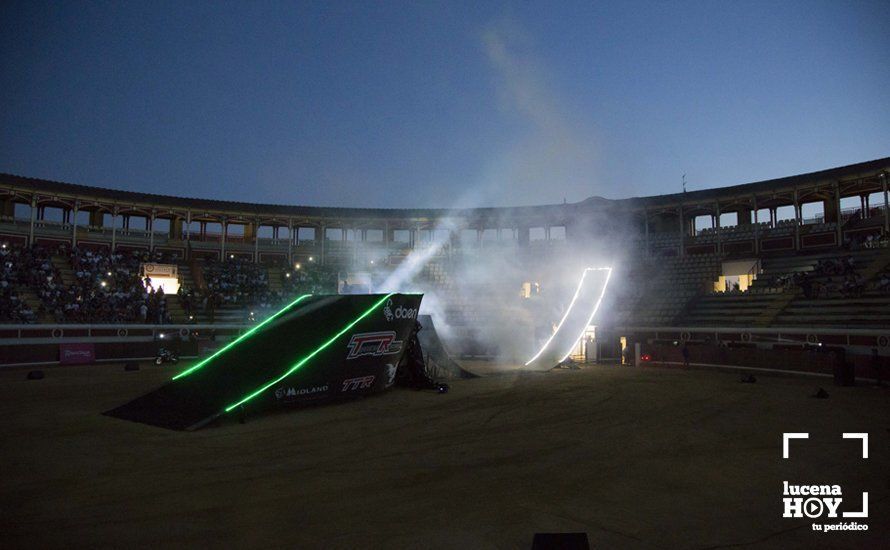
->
[1, 1, 888, 208]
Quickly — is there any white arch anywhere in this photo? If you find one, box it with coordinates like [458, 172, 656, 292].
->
[559, 267, 613, 362]
[525, 267, 612, 366]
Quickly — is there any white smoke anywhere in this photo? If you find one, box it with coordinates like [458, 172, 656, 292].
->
[368, 17, 638, 367]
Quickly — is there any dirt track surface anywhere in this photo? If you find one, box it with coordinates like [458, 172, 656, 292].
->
[1, 362, 887, 549]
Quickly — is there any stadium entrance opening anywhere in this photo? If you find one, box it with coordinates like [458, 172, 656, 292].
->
[567, 327, 622, 364]
[567, 325, 596, 362]
[714, 258, 760, 293]
[141, 263, 179, 294]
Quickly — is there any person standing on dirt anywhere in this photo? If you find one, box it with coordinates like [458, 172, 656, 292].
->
[681, 343, 690, 369]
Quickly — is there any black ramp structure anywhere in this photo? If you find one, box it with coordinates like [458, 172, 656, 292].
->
[416, 314, 476, 379]
[105, 293, 422, 430]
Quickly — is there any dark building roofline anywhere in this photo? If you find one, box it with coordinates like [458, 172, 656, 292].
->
[2, 156, 888, 220]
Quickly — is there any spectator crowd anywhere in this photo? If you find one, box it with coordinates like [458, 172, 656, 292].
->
[0, 243, 40, 323]
[776, 254, 870, 299]
[4, 244, 345, 325]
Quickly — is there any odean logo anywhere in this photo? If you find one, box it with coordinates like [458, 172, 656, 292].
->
[383, 299, 417, 322]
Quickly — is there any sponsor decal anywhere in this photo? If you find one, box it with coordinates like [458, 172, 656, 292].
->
[274, 384, 329, 400]
[346, 331, 403, 360]
[59, 343, 95, 365]
[142, 263, 178, 277]
[341, 375, 375, 392]
[781, 433, 869, 532]
[384, 363, 397, 388]
[383, 298, 417, 322]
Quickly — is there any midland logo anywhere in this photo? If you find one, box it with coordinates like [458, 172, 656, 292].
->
[782, 433, 869, 532]
[346, 331, 403, 360]
[274, 385, 328, 400]
[383, 299, 417, 322]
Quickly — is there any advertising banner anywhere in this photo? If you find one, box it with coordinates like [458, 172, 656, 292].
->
[60, 343, 96, 365]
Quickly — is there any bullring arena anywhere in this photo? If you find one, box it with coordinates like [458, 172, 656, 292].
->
[1, 159, 889, 548]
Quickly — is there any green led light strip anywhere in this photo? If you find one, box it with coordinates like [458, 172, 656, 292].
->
[223, 292, 395, 412]
[172, 293, 313, 380]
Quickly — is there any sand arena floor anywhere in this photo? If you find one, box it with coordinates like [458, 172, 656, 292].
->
[0, 361, 887, 549]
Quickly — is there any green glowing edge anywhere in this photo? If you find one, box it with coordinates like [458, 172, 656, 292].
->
[172, 293, 313, 380]
[223, 292, 395, 412]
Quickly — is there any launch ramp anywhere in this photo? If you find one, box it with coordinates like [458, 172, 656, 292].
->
[105, 293, 422, 430]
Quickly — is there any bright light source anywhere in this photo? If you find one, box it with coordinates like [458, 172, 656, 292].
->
[107, 271, 112, 276]
[100, 281, 107, 287]
[370, 260, 375, 265]
[295, 263, 301, 270]
[159, 333, 165, 339]
[559, 267, 613, 362]
[285, 272, 291, 278]
[230, 254, 235, 259]
[524, 268, 592, 365]
[308, 256, 314, 262]
[525, 267, 613, 366]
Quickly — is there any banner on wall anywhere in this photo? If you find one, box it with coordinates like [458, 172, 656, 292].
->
[59, 343, 95, 365]
[142, 263, 178, 278]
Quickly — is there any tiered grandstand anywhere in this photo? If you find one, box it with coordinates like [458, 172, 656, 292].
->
[1, 157, 888, 372]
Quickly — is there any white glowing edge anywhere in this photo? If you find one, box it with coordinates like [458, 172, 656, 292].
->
[558, 267, 613, 362]
[525, 267, 612, 366]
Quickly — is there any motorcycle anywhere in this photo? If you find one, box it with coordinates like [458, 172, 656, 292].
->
[155, 348, 179, 365]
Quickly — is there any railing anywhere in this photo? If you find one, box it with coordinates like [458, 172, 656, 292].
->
[0, 323, 249, 345]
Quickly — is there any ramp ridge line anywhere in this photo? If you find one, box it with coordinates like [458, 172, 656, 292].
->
[524, 268, 592, 365]
[223, 292, 396, 412]
[172, 293, 312, 380]
[559, 266, 613, 362]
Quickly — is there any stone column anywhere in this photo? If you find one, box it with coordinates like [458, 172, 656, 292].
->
[882, 173, 888, 234]
[221, 218, 227, 259]
[71, 201, 79, 247]
[28, 196, 37, 246]
[149, 211, 155, 252]
[678, 205, 685, 257]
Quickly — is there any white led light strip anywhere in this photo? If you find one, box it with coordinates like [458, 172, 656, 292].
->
[525, 267, 612, 366]
[558, 267, 612, 362]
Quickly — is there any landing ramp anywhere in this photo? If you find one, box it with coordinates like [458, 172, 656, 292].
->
[524, 267, 612, 371]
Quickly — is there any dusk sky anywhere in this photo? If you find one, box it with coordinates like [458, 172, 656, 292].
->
[1, 1, 888, 208]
